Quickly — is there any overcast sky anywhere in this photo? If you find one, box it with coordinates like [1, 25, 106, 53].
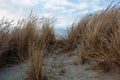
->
[0, 0, 119, 29]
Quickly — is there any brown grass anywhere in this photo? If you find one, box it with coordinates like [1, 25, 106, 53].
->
[55, 25, 79, 52]
[0, 4, 120, 80]
[0, 14, 55, 79]
[0, 15, 42, 66]
[27, 43, 44, 80]
[26, 18, 55, 80]
[0, 19, 12, 66]
[72, 5, 120, 72]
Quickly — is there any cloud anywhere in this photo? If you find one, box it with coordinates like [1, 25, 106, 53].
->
[11, 0, 40, 7]
[33, 0, 107, 29]
[43, 0, 73, 7]
[0, 0, 39, 21]
[0, 0, 108, 29]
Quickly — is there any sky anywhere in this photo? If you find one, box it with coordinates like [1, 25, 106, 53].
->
[0, 0, 119, 29]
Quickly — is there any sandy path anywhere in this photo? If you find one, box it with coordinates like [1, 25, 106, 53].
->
[0, 53, 120, 80]
[0, 62, 28, 80]
[44, 53, 120, 80]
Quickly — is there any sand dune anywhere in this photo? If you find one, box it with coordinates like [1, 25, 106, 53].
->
[0, 52, 119, 80]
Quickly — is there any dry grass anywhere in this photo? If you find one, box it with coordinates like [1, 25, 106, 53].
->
[0, 3, 120, 80]
[72, 5, 120, 72]
[27, 43, 44, 80]
[0, 15, 45, 66]
[55, 25, 79, 52]
[26, 18, 55, 80]
[0, 14, 55, 79]
[0, 19, 12, 66]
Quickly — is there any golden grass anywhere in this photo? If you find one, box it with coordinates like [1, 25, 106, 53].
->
[0, 14, 55, 79]
[72, 5, 120, 72]
[27, 43, 44, 80]
[0, 4, 120, 80]
[0, 15, 44, 66]
[0, 19, 12, 66]
[55, 24, 79, 52]
[26, 18, 55, 80]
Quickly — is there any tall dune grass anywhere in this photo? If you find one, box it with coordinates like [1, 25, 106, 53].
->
[55, 24, 79, 52]
[0, 14, 55, 79]
[26, 18, 55, 80]
[0, 4, 120, 80]
[0, 19, 12, 66]
[0, 15, 44, 66]
[71, 5, 120, 72]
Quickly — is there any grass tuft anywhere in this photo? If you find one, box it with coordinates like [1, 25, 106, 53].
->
[74, 5, 120, 72]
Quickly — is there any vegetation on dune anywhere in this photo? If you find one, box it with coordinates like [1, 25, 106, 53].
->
[74, 5, 120, 72]
[26, 18, 55, 80]
[0, 4, 120, 80]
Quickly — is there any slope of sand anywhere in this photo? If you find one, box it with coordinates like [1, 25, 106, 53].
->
[44, 53, 120, 80]
[0, 62, 28, 80]
[0, 52, 120, 80]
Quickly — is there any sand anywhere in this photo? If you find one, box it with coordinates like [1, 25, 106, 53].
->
[0, 62, 28, 80]
[0, 52, 120, 80]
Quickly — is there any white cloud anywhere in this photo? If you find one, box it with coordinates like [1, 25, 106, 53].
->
[0, 0, 40, 21]
[92, 5, 103, 11]
[11, 0, 40, 7]
[0, 0, 107, 29]
[43, 0, 88, 11]
[43, 0, 73, 6]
